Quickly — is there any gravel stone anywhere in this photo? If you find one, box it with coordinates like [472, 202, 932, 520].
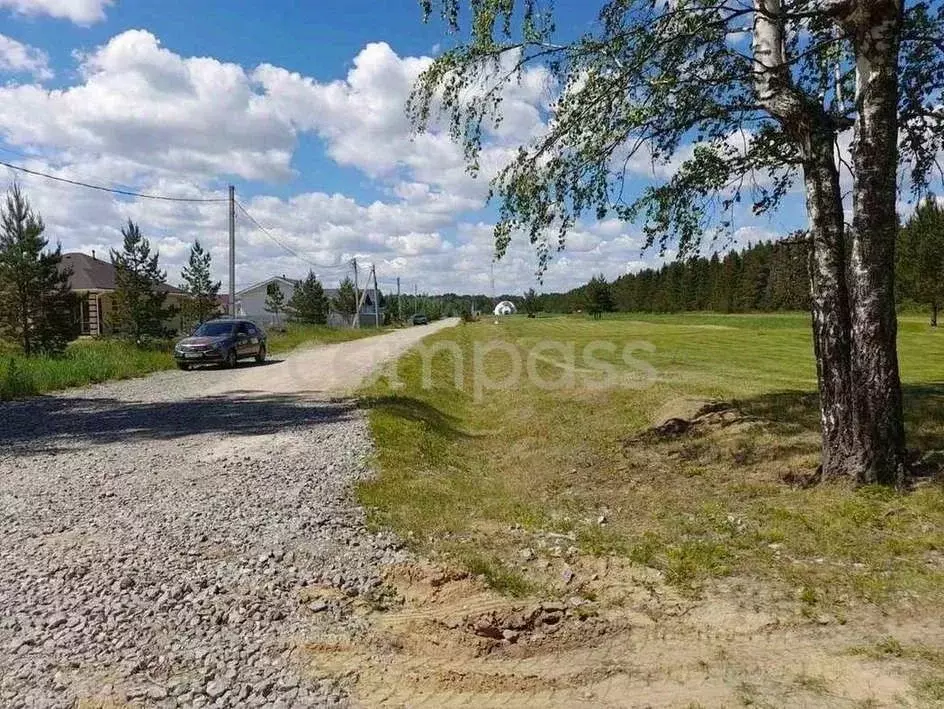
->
[0, 348, 420, 708]
[205, 680, 228, 699]
[147, 685, 169, 700]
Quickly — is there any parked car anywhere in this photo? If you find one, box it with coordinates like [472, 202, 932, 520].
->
[411, 313, 429, 326]
[174, 319, 267, 370]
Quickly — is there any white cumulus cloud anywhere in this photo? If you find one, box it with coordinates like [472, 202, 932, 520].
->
[0, 30, 296, 181]
[0, 29, 774, 296]
[0, 0, 113, 24]
[0, 33, 52, 79]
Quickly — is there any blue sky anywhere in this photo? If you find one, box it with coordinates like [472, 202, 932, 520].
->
[0, 0, 800, 294]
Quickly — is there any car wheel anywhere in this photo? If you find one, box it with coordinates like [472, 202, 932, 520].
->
[255, 344, 266, 363]
[225, 349, 238, 369]
[176, 362, 190, 371]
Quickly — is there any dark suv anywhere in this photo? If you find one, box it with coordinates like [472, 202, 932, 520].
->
[174, 319, 267, 370]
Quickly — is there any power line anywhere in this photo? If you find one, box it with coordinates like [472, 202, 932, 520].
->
[1, 155, 360, 284]
[0, 159, 228, 203]
[234, 201, 350, 274]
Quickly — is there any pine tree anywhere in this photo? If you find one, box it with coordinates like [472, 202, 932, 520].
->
[180, 240, 221, 327]
[0, 184, 77, 355]
[898, 197, 944, 327]
[264, 282, 286, 327]
[585, 274, 614, 319]
[288, 271, 328, 324]
[332, 277, 358, 324]
[110, 220, 174, 340]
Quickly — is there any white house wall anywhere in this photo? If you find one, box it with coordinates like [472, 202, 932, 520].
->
[235, 279, 296, 326]
[236, 278, 384, 327]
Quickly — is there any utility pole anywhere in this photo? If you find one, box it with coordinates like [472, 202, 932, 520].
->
[414, 283, 418, 316]
[396, 277, 402, 324]
[228, 185, 236, 317]
[351, 258, 360, 328]
[372, 265, 380, 328]
[354, 262, 372, 327]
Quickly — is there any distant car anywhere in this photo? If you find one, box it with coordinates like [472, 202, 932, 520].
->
[412, 313, 429, 326]
[174, 319, 267, 370]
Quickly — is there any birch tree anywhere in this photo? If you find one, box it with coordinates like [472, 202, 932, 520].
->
[409, 0, 944, 485]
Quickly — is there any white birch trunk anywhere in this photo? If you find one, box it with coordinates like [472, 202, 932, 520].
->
[753, 0, 857, 478]
[847, 0, 908, 485]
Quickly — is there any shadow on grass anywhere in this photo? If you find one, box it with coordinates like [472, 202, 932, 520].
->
[738, 382, 944, 451]
[358, 394, 477, 441]
[358, 394, 476, 440]
[0, 392, 356, 454]
[903, 383, 944, 451]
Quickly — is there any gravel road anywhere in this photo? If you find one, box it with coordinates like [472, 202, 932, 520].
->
[0, 319, 457, 708]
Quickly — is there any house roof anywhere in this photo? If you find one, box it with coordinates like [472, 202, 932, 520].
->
[236, 277, 379, 307]
[236, 276, 300, 296]
[61, 252, 116, 291]
[60, 252, 186, 294]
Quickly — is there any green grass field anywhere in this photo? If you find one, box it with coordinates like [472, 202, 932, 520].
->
[359, 312, 944, 608]
[0, 323, 388, 400]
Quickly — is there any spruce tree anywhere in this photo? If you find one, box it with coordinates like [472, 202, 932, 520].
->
[0, 184, 77, 355]
[288, 271, 328, 324]
[110, 220, 174, 340]
[180, 240, 221, 327]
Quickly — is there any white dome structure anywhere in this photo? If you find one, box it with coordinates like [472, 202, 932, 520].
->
[493, 301, 517, 316]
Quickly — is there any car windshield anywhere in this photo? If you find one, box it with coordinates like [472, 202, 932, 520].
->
[193, 322, 234, 337]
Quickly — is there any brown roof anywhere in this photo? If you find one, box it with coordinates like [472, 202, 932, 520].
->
[60, 252, 186, 294]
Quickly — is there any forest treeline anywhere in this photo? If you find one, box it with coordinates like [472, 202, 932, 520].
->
[399, 203, 942, 321]
[536, 239, 811, 315]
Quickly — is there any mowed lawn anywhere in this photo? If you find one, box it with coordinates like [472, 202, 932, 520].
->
[359, 313, 944, 608]
[0, 323, 388, 400]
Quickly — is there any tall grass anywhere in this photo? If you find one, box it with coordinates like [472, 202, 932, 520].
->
[1, 340, 173, 400]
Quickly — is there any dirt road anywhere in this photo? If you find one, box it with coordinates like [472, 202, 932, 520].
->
[0, 320, 456, 708]
[210, 318, 459, 398]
